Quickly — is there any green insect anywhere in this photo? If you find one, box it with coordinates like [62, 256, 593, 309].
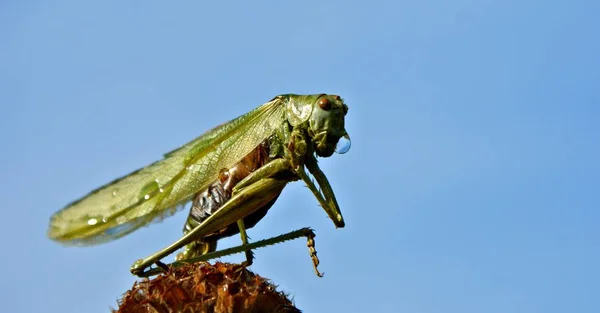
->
[48, 94, 350, 277]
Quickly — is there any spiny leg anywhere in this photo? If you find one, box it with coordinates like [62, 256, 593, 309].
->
[130, 159, 291, 276]
[305, 230, 323, 277]
[130, 177, 287, 276]
[138, 228, 324, 277]
[236, 219, 254, 266]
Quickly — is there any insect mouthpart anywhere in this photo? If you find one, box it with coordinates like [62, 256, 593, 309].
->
[312, 132, 336, 157]
[312, 131, 350, 157]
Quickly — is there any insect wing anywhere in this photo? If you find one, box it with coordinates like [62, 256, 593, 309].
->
[48, 98, 286, 245]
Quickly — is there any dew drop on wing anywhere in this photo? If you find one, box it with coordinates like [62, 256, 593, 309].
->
[335, 133, 351, 154]
[86, 214, 108, 226]
[139, 181, 160, 200]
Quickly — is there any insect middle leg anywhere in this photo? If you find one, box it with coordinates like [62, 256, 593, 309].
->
[227, 158, 297, 266]
[236, 219, 254, 266]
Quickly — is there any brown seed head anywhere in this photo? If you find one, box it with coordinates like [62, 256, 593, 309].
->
[113, 262, 301, 313]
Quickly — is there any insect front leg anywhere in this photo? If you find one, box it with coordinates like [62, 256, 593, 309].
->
[295, 154, 345, 228]
[130, 158, 294, 277]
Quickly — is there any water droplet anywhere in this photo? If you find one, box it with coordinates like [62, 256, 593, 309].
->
[112, 189, 118, 197]
[335, 133, 351, 154]
[88, 218, 98, 225]
[139, 181, 159, 200]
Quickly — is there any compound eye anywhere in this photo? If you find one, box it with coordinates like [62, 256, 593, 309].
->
[318, 97, 331, 111]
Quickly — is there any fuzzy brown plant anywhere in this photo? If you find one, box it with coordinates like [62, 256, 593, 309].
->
[113, 262, 301, 313]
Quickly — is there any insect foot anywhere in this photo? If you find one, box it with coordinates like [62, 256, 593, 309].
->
[129, 259, 145, 276]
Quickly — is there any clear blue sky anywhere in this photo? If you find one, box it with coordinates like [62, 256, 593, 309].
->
[1, 1, 598, 312]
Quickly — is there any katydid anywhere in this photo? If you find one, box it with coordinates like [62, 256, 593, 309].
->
[48, 94, 350, 277]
